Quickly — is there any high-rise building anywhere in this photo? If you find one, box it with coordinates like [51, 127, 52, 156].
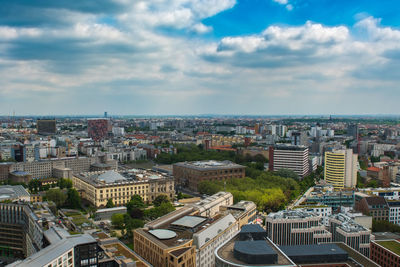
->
[291, 131, 308, 146]
[347, 123, 359, 139]
[87, 118, 110, 141]
[268, 145, 310, 177]
[324, 149, 357, 189]
[36, 119, 56, 135]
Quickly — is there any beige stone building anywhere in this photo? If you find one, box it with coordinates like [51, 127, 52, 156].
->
[73, 169, 175, 207]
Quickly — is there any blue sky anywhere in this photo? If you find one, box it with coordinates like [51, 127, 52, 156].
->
[1, 0, 400, 115]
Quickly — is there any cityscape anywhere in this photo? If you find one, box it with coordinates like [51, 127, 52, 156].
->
[2, 1, 400, 267]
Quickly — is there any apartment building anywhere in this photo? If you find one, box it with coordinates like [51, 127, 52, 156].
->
[265, 209, 332, 246]
[173, 160, 245, 191]
[324, 149, 357, 189]
[73, 169, 175, 207]
[329, 214, 372, 257]
[268, 145, 310, 178]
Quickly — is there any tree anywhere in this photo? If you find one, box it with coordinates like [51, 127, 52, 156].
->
[274, 169, 299, 180]
[111, 213, 125, 229]
[28, 179, 41, 193]
[58, 178, 73, 189]
[106, 199, 115, 208]
[127, 195, 145, 210]
[153, 194, 169, 207]
[46, 188, 67, 207]
[65, 188, 81, 209]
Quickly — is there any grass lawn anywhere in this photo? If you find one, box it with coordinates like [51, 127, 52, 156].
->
[377, 240, 400, 255]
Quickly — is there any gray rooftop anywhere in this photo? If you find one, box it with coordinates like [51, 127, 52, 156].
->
[9, 234, 96, 267]
[172, 216, 207, 228]
[174, 160, 245, 170]
[97, 170, 127, 183]
[0, 185, 30, 201]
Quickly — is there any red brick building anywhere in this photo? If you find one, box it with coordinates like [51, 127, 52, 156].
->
[370, 240, 400, 267]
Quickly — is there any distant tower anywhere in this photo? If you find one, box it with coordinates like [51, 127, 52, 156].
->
[104, 111, 108, 118]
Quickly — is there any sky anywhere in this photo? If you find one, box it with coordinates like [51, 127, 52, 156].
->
[1, 0, 400, 116]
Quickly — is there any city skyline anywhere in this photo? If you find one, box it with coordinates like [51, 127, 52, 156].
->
[2, 0, 400, 115]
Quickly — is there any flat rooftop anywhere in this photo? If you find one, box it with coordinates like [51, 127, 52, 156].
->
[174, 160, 245, 170]
[76, 169, 172, 187]
[267, 209, 317, 220]
[216, 235, 295, 266]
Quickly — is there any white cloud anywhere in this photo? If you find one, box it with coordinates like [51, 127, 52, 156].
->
[273, 0, 288, 5]
[191, 23, 213, 34]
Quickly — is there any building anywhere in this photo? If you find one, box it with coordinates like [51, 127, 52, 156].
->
[324, 149, 357, 189]
[388, 200, 400, 225]
[0, 185, 30, 202]
[329, 214, 372, 257]
[73, 169, 175, 207]
[36, 119, 56, 135]
[173, 160, 246, 191]
[190, 191, 233, 218]
[0, 203, 44, 258]
[1, 156, 116, 180]
[87, 118, 110, 141]
[368, 166, 390, 187]
[347, 123, 359, 139]
[355, 196, 389, 221]
[293, 204, 332, 225]
[9, 227, 98, 267]
[265, 209, 332, 246]
[291, 131, 308, 147]
[134, 191, 256, 267]
[215, 224, 378, 267]
[94, 206, 127, 221]
[268, 145, 310, 178]
[370, 239, 400, 267]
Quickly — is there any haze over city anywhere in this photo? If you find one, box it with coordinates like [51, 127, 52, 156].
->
[2, 0, 400, 115]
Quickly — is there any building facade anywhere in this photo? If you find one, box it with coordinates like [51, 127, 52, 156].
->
[268, 145, 310, 178]
[265, 210, 332, 246]
[324, 149, 357, 189]
[73, 169, 175, 207]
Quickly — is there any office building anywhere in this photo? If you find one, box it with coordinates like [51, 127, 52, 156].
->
[291, 131, 308, 146]
[265, 209, 332, 246]
[134, 191, 255, 267]
[329, 214, 372, 257]
[36, 119, 56, 135]
[173, 160, 245, 191]
[215, 224, 378, 267]
[268, 145, 310, 177]
[324, 149, 357, 189]
[73, 169, 175, 207]
[347, 123, 359, 139]
[0, 203, 44, 258]
[190, 191, 233, 217]
[370, 239, 400, 267]
[9, 227, 98, 267]
[87, 118, 110, 142]
[2, 156, 116, 180]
